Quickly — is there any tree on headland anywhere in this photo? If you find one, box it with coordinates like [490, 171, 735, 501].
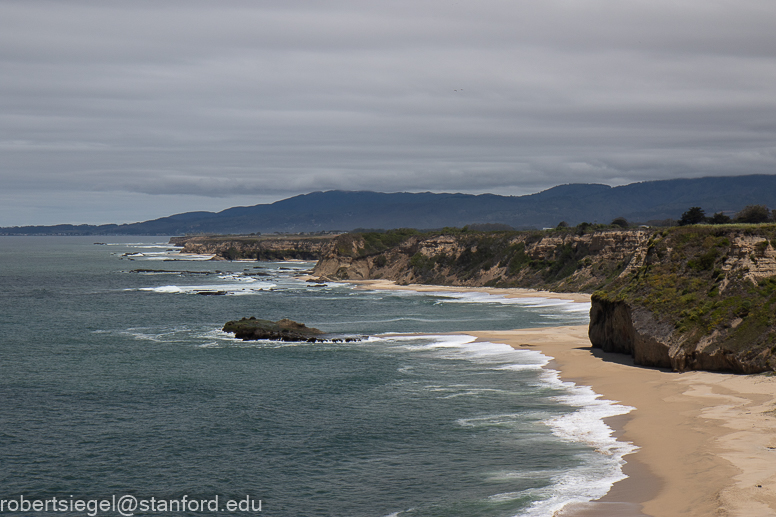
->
[610, 217, 628, 228]
[708, 212, 732, 225]
[735, 205, 771, 224]
[556, 221, 569, 229]
[575, 222, 593, 235]
[679, 207, 706, 226]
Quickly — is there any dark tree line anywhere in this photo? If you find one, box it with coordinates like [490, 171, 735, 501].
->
[679, 205, 773, 226]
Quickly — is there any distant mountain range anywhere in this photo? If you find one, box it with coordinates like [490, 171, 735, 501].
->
[3, 174, 776, 235]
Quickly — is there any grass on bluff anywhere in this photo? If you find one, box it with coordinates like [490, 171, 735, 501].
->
[336, 224, 632, 289]
[333, 228, 421, 257]
[595, 224, 776, 353]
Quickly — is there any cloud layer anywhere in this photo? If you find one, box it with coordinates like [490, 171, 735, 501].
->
[2, 0, 775, 224]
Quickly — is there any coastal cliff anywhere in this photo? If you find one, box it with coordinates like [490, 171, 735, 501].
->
[170, 234, 336, 261]
[312, 228, 651, 292]
[312, 226, 776, 373]
[590, 226, 776, 373]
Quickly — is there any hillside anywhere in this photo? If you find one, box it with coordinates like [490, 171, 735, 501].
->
[3, 174, 776, 235]
[311, 224, 776, 373]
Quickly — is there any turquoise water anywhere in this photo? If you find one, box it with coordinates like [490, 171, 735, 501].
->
[0, 237, 634, 516]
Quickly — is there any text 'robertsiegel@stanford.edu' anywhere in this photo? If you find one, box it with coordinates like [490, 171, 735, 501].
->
[0, 495, 262, 516]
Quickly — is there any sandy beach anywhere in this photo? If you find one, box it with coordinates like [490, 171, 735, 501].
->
[351, 280, 776, 516]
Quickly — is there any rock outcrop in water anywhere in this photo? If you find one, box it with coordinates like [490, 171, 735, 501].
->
[310, 225, 776, 373]
[223, 317, 364, 343]
[223, 318, 324, 341]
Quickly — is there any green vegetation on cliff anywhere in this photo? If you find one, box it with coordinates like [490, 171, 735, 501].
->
[315, 223, 776, 372]
[593, 225, 776, 369]
[323, 223, 630, 292]
[334, 229, 421, 257]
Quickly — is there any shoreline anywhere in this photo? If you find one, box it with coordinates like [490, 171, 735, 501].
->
[352, 280, 776, 516]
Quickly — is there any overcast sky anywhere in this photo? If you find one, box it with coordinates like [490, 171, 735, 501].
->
[2, 0, 776, 225]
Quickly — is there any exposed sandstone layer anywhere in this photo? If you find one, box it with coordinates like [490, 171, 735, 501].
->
[589, 226, 776, 373]
[313, 229, 651, 293]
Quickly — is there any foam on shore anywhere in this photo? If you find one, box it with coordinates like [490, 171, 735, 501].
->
[384, 333, 636, 515]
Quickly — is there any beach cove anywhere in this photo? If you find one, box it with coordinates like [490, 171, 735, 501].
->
[0, 236, 638, 517]
[352, 280, 776, 516]
[3, 236, 776, 516]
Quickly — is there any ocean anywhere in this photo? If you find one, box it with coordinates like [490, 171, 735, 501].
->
[0, 236, 634, 517]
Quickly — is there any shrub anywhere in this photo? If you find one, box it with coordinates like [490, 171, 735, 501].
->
[223, 247, 240, 261]
[358, 229, 419, 256]
[735, 205, 771, 224]
[611, 217, 629, 228]
[410, 252, 435, 272]
[709, 212, 732, 225]
[575, 222, 592, 235]
[506, 243, 530, 275]
[688, 249, 719, 271]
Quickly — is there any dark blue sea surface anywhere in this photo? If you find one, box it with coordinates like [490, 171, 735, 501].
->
[0, 237, 633, 516]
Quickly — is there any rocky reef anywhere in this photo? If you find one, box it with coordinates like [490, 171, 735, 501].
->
[223, 317, 363, 343]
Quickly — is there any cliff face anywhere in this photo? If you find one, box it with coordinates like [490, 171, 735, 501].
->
[587, 299, 773, 372]
[312, 226, 776, 373]
[589, 226, 776, 373]
[588, 300, 674, 368]
[170, 235, 335, 261]
[313, 229, 651, 292]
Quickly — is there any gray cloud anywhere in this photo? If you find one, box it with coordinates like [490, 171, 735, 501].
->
[1, 0, 775, 224]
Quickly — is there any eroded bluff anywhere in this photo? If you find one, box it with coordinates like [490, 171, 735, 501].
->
[589, 227, 776, 373]
[312, 226, 776, 373]
[312, 229, 651, 293]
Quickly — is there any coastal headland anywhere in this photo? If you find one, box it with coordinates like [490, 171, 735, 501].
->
[311, 225, 776, 374]
[169, 234, 336, 261]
